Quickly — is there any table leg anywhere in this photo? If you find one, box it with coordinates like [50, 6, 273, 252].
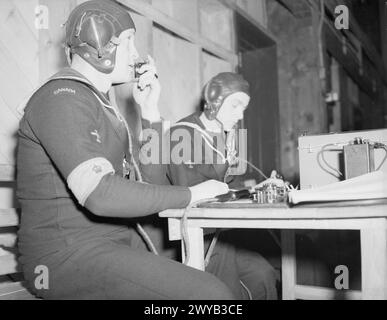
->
[281, 230, 297, 300]
[181, 226, 205, 271]
[360, 220, 387, 300]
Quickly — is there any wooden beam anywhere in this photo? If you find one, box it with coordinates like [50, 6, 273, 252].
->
[294, 285, 362, 300]
[0, 232, 17, 248]
[0, 209, 19, 228]
[0, 253, 19, 276]
[325, 0, 387, 84]
[325, 24, 374, 97]
[220, 0, 277, 46]
[0, 281, 36, 300]
[0, 165, 15, 182]
[276, 0, 311, 18]
[379, 0, 387, 72]
[117, 0, 238, 65]
[280, 0, 385, 84]
[281, 230, 296, 300]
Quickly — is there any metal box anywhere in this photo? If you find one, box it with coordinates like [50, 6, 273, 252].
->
[298, 129, 387, 190]
[343, 143, 375, 179]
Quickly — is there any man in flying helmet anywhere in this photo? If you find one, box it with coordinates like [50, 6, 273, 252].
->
[16, 0, 234, 300]
[166, 73, 279, 300]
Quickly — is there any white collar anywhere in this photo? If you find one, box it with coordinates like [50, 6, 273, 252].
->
[199, 113, 222, 134]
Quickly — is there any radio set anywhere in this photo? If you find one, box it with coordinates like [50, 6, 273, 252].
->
[215, 171, 290, 204]
[213, 130, 387, 206]
[298, 129, 387, 189]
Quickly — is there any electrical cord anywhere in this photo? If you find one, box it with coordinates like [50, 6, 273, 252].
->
[180, 198, 218, 265]
[204, 229, 222, 268]
[136, 222, 159, 255]
[317, 144, 343, 179]
[237, 157, 269, 180]
[316, 141, 387, 179]
[376, 144, 387, 171]
[170, 121, 227, 164]
[171, 121, 269, 184]
[240, 280, 253, 300]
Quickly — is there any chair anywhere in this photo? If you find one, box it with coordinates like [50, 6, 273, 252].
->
[0, 164, 37, 300]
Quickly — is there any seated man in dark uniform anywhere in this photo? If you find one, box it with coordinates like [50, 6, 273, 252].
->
[166, 73, 280, 300]
[16, 0, 233, 300]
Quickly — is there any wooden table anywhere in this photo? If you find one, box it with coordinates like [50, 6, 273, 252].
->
[159, 202, 387, 300]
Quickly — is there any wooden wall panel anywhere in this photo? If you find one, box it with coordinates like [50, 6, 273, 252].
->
[13, 0, 38, 39]
[328, 58, 342, 133]
[0, 96, 19, 165]
[0, 0, 38, 88]
[235, 0, 267, 27]
[199, 0, 233, 51]
[0, 185, 15, 209]
[153, 27, 201, 123]
[0, 0, 39, 169]
[267, 0, 326, 182]
[152, 0, 199, 33]
[202, 52, 233, 87]
[38, 0, 76, 82]
[0, 0, 76, 167]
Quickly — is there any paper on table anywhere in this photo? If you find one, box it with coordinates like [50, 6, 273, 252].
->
[288, 171, 387, 204]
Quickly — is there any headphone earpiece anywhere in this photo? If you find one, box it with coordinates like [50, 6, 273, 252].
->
[205, 81, 222, 102]
[204, 81, 223, 120]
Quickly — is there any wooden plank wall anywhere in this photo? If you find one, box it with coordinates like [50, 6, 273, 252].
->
[0, 0, 39, 215]
[0, 0, 34, 277]
[235, 0, 267, 27]
[0, 0, 38, 171]
[266, 0, 328, 182]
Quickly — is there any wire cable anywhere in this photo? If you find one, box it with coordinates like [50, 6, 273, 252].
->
[317, 144, 343, 179]
[240, 280, 253, 300]
[237, 157, 269, 180]
[204, 229, 222, 268]
[180, 198, 218, 265]
[136, 223, 159, 256]
[376, 145, 387, 171]
[267, 230, 281, 249]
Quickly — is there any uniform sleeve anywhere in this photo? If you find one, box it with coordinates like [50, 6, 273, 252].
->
[27, 87, 191, 217]
[85, 174, 190, 217]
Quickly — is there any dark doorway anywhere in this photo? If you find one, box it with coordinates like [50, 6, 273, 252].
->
[236, 13, 281, 182]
